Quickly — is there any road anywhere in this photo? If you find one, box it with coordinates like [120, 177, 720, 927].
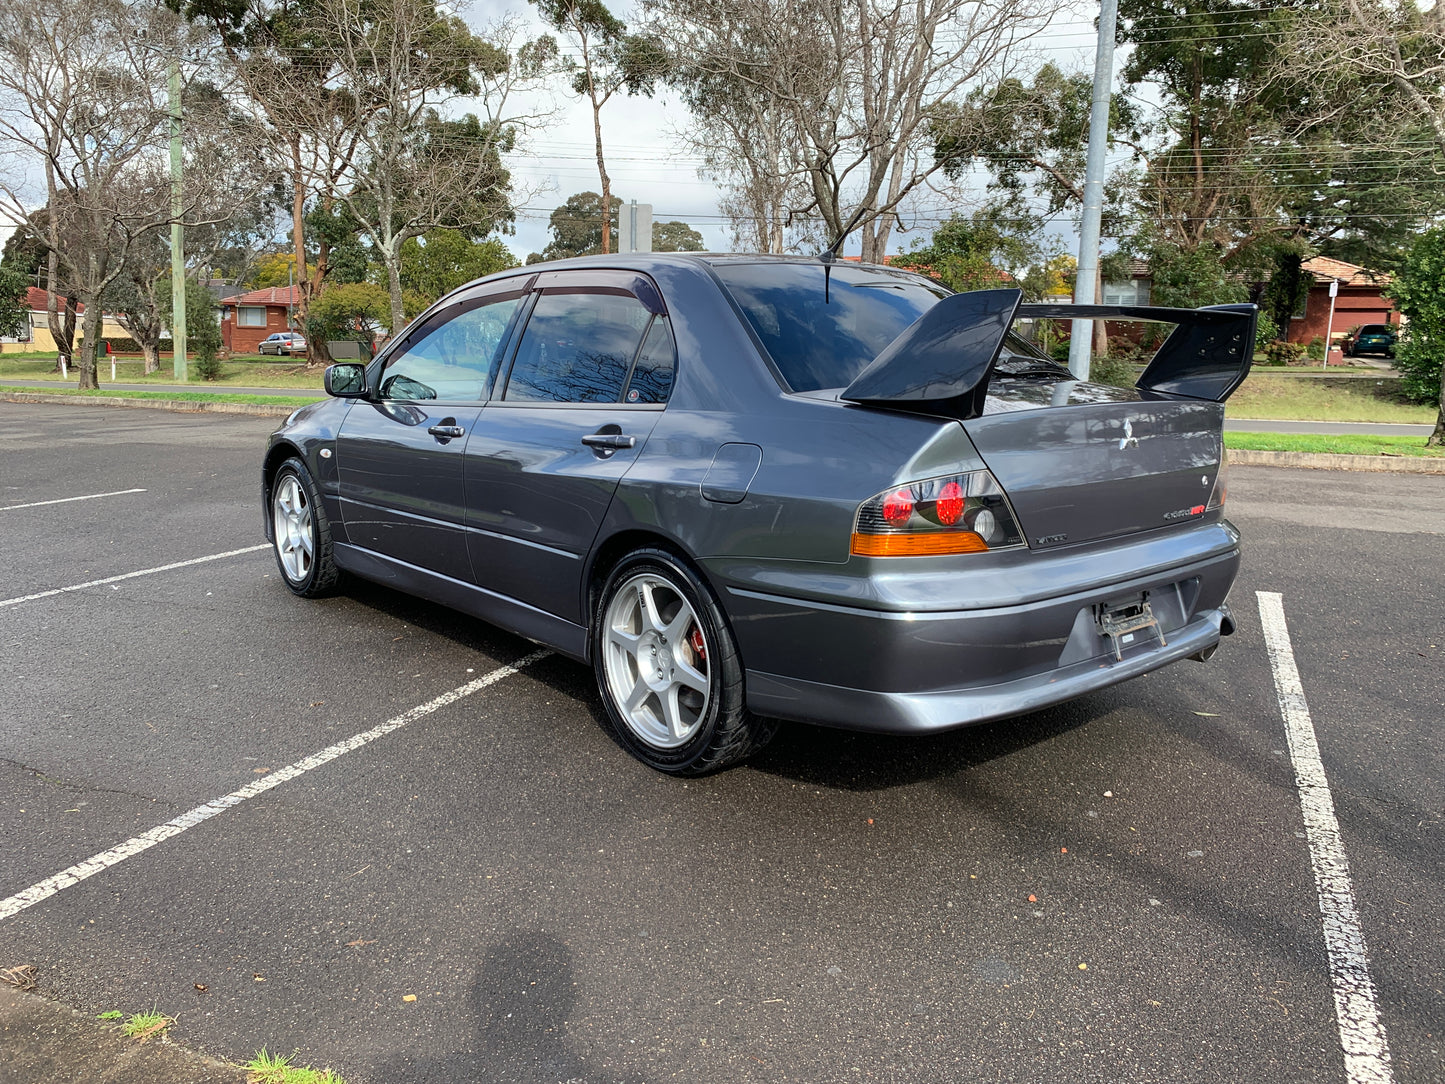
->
[0, 401, 1441, 1084]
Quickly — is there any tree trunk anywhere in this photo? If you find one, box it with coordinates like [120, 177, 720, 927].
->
[1430, 386, 1445, 448]
[77, 298, 102, 389]
[142, 340, 160, 374]
[593, 103, 611, 255]
[385, 249, 405, 339]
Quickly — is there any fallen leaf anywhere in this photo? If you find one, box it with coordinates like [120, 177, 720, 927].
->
[1193, 711, 1220, 717]
[1028, 895, 1037, 903]
[1060, 847, 1068, 854]
[345, 939, 377, 948]
[1078, 963, 1088, 971]
[867, 818, 874, 825]
[309, 701, 325, 707]
[131, 1019, 171, 1043]
[402, 994, 417, 1002]
[253, 974, 266, 982]
[194, 984, 208, 993]
[1, 965, 37, 990]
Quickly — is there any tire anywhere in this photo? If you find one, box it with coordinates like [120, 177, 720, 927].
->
[270, 457, 342, 598]
[592, 548, 776, 775]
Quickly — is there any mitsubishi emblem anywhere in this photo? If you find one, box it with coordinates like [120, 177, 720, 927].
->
[1118, 419, 1140, 450]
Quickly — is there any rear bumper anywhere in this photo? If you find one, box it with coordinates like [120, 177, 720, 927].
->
[725, 538, 1240, 734]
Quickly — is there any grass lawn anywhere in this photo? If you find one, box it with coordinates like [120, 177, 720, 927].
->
[0, 355, 325, 390]
[1225, 431, 1445, 457]
[0, 385, 319, 408]
[1226, 374, 1436, 423]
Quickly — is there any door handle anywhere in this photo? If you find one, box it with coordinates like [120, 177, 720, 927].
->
[428, 424, 465, 440]
[580, 433, 636, 450]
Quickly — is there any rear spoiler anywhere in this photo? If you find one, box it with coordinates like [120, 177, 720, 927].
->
[840, 290, 1257, 418]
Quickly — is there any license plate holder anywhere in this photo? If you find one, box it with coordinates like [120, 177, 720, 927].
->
[1096, 595, 1166, 661]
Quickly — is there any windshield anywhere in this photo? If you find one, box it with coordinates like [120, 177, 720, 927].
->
[712, 262, 950, 392]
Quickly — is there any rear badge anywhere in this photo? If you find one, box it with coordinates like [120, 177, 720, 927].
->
[1036, 533, 1068, 545]
[1118, 419, 1140, 450]
[1163, 505, 1206, 521]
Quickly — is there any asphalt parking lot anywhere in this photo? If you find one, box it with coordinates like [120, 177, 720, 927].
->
[1, 400, 1441, 1084]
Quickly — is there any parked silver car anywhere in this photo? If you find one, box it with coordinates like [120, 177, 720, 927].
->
[263, 254, 1255, 774]
[258, 332, 305, 356]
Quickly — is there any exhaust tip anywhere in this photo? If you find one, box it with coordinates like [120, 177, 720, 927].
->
[1189, 644, 1219, 663]
[1219, 603, 1236, 637]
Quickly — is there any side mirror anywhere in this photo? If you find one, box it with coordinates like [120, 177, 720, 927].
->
[324, 363, 367, 398]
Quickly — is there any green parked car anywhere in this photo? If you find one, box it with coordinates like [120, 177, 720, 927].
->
[1343, 323, 1396, 358]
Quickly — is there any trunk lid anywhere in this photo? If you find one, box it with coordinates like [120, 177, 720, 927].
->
[962, 382, 1224, 549]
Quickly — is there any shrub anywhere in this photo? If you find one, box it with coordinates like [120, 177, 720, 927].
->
[1306, 336, 1326, 361]
[1089, 349, 1145, 388]
[1386, 226, 1445, 406]
[1254, 312, 1279, 352]
[1262, 339, 1306, 366]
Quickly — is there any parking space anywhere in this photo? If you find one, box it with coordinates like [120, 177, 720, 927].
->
[0, 401, 1441, 1083]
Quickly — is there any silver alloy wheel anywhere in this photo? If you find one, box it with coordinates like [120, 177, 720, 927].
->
[601, 572, 711, 749]
[272, 474, 314, 584]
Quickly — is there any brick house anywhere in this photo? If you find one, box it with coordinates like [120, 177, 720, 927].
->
[1286, 257, 1396, 347]
[220, 286, 300, 354]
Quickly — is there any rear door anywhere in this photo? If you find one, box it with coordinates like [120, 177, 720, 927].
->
[462, 270, 674, 624]
[335, 281, 527, 582]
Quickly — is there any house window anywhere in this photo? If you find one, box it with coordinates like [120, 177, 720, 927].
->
[1102, 279, 1150, 306]
[238, 306, 267, 327]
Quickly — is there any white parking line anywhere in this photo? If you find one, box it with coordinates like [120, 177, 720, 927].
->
[0, 545, 270, 609]
[0, 488, 147, 512]
[0, 649, 550, 924]
[1257, 591, 1394, 1084]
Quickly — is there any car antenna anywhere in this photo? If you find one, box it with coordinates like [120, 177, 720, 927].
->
[817, 249, 836, 305]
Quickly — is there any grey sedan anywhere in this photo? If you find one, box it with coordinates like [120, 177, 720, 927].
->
[262, 255, 1254, 774]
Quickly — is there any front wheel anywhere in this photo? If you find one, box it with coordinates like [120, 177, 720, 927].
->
[270, 457, 341, 598]
[592, 549, 776, 775]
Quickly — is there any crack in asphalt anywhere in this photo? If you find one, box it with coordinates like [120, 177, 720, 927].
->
[0, 758, 177, 810]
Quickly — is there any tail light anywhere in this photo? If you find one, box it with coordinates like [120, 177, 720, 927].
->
[853, 470, 1026, 557]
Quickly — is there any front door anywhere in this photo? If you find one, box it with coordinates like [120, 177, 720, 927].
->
[335, 283, 527, 584]
[463, 273, 676, 624]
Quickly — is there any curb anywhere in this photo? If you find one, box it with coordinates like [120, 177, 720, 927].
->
[1228, 448, 1445, 474]
[1, 985, 245, 1084]
[1, 390, 295, 418]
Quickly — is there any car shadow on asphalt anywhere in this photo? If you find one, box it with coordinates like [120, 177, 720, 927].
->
[368, 930, 643, 1084]
[336, 577, 1107, 793]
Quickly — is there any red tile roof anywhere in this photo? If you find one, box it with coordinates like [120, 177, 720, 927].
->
[25, 286, 84, 312]
[1302, 256, 1388, 287]
[222, 286, 300, 307]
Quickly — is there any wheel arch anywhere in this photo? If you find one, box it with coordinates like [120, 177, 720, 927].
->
[261, 441, 305, 541]
[584, 529, 724, 649]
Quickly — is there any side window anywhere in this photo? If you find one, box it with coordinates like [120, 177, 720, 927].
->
[624, 316, 675, 404]
[503, 290, 652, 404]
[379, 294, 521, 402]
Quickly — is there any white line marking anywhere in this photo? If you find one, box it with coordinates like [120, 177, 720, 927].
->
[0, 488, 147, 512]
[1257, 591, 1394, 1084]
[0, 649, 550, 923]
[0, 545, 270, 609]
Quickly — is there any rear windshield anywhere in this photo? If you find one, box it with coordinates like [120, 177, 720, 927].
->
[1360, 324, 1390, 334]
[712, 262, 950, 391]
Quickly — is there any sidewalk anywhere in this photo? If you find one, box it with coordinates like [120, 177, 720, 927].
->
[0, 985, 244, 1084]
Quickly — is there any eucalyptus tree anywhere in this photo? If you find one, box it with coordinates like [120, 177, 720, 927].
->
[531, 0, 664, 254]
[0, 0, 193, 387]
[320, 0, 546, 332]
[652, 0, 1051, 260]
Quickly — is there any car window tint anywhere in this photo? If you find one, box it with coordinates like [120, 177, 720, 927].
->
[712, 262, 949, 392]
[379, 295, 521, 402]
[624, 316, 675, 404]
[1360, 324, 1388, 334]
[504, 290, 652, 403]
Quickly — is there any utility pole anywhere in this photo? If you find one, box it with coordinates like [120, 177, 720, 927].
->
[168, 56, 187, 382]
[1068, 0, 1120, 381]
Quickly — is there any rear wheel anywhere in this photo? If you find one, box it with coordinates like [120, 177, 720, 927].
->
[593, 549, 775, 775]
[270, 457, 341, 598]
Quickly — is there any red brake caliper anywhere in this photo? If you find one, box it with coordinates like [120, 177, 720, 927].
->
[689, 624, 707, 663]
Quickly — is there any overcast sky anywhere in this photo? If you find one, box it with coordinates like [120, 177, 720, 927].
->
[0, 0, 1110, 265]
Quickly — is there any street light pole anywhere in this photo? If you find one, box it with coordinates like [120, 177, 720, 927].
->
[168, 56, 187, 382]
[1068, 0, 1120, 381]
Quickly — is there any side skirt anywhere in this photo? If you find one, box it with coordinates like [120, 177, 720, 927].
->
[332, 543, 588, 662]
